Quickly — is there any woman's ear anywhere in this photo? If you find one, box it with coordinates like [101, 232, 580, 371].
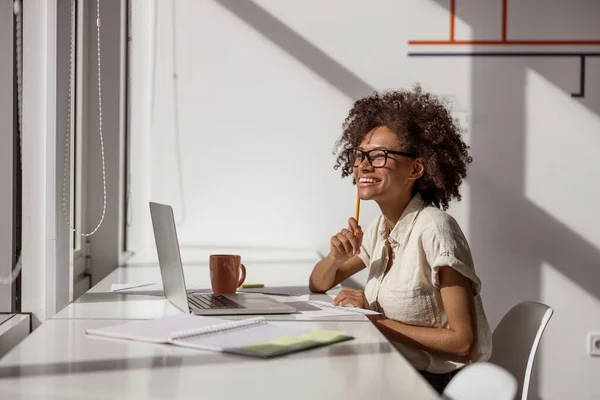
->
[411, 158, 425, 180]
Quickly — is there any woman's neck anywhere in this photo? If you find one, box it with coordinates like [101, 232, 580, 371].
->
[377, 191, 414, 231]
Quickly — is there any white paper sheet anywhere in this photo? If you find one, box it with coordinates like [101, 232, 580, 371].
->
[109, 283, 211, 296]
[175, 322, 310, 350]
[86, 313, 230, 343]
[296, 300, 382, 318]
[87, 314, 353, 358]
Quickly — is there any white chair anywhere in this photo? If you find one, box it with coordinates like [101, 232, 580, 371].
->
[488, 301, 554, 400]
[442, 362, 518, 400]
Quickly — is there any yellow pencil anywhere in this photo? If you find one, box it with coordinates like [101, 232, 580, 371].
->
[354, 195, 360, 236]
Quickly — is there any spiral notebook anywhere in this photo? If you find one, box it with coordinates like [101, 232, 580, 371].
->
[85, 313, 353, 358]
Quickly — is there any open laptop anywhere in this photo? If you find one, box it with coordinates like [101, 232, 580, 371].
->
[149, 201, 297, 315]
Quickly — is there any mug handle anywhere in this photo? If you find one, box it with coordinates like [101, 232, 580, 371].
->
[237, 263, 246, 288]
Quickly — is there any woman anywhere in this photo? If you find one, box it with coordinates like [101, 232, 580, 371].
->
[309, 85, 492, 394]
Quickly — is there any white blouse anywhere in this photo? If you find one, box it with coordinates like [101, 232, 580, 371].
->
[357, 193, 492, 373]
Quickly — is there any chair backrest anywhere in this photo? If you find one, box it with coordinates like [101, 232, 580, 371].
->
[488, 301, 553, 400]
[442, 362, 517, 400]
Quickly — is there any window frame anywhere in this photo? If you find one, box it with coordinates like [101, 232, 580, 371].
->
[0, 0, 16, 313]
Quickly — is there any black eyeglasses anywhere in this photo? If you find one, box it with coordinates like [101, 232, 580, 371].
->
[346, 148, 417, 168]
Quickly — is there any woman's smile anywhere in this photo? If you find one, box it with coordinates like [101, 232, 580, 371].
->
[357, 176, 382, 188]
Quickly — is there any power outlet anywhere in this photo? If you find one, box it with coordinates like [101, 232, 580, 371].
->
[588, 333, 600, 356]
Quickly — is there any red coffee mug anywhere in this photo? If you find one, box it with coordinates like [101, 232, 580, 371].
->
[209, 254, 246, 294]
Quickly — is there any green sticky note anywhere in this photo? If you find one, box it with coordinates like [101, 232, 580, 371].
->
[298, 330, 349, 343]
[239, 338, 317, 357]
[269, 335, 315, 346]
[237, 330, 352, 357]
[268, 330, 347, 346]
[240, 283, 264, 288]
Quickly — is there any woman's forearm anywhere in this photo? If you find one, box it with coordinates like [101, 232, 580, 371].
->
[371, 317, 474, 359]
[309, 256, 342, 293]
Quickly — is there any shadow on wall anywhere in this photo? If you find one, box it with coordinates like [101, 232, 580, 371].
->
[213, 0, 375, 100]
[207, 1, 600, 398]
[210, 0, 600, 309]
[425, 1, 600, 399]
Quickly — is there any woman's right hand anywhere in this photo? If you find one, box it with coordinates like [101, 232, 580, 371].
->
[327, 218, 363, 263]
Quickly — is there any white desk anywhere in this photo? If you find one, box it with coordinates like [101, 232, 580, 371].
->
[0, 318, 439, 399]
[3, 247, 439, 398]
[54, 262, 369, 321]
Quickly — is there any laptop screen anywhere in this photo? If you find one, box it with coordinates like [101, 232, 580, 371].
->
[149, 202, 190, 313]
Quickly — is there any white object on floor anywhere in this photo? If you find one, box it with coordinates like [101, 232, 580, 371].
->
[442, 361, 517, 400]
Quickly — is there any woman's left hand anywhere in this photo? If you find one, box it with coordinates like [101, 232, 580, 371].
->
[331, 287, 368, 308]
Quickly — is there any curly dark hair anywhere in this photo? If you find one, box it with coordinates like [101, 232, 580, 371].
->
[334, 84, 472, 211]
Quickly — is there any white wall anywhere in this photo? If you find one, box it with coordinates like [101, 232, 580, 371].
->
[129, 1, 600, 398]
[446, 1, 600, 399]
[128, 0, 471, 255]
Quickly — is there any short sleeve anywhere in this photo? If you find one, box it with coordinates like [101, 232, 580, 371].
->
[357, 216, 381, 268]
[421, 217, 482, 295]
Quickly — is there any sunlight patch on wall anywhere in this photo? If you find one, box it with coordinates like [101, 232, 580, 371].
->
[524, 68, 600, 251]
[540, 262, 600, 400]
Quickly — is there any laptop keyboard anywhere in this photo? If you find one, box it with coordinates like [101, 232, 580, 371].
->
[188, 293, 244, 309]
